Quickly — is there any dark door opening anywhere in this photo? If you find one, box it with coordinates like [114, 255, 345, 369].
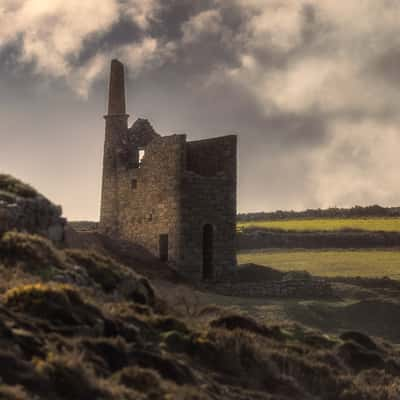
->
[159, 234, 168, 262]
[203, 224, 214, 280]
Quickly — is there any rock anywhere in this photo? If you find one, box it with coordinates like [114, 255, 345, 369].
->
[0, 175, 65, 243]
[282, 270, 313, 281]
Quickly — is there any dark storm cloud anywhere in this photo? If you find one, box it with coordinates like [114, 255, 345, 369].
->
[2, 0, 400, 219]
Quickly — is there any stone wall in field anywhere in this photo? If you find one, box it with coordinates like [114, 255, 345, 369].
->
[205, 278, 332, 298]
[238, 229, 400, 250]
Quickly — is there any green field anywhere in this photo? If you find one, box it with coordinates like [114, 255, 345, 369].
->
[238, 249, 400, 279]
[237, 217, 400, 232]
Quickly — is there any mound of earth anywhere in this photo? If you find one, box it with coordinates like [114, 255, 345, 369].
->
[0, 174, 65, 241]
[231, 263, 285, 282]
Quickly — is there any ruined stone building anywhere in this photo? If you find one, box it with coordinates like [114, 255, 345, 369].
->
[100, 60, 237, 280]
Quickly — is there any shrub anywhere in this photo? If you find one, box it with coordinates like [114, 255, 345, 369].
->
[210, 314, 284, 341]
[78, 337, 129, 374]
[112, 366, 163, 394]
[0, 350, 46, 394]
[337, 342, 385, 372]
[0, 175, 37, 198]
[4, 283, 102, 326]
[271, 349, 351, 399]
[66, 249, 124, 292]
[0, 190, 18, 203]
[340, 331, 379, 351]
[150, 316, 189, 334]
[35, 351, 108, 400]
[129, 349, 195, 385]
[198, 329, 301, 395]
[0, 385, 30, 400]
[162, 331, 192, 353]
[66, 249, 155, 305]
[0, 232, 65, 274]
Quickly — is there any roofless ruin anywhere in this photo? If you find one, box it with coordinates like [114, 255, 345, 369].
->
[100, 60, 237, 280]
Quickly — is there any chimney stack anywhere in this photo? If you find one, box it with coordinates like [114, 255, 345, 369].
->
[100, 59, 129, 235]
[107, 59, 127, 115]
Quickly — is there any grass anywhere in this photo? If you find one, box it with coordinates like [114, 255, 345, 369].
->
[237, 217, 400, 232]
[238, 249, 400, 279]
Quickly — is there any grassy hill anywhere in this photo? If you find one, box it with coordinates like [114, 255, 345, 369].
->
[3, 176, 400, 399]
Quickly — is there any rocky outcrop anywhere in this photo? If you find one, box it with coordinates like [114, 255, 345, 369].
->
[0, 175, 65, 242]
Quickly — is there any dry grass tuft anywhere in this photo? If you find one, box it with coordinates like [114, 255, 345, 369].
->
[0, 232, 65, 274]
[4, 283, 102, 326]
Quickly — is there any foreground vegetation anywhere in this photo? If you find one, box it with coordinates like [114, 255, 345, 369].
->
[3, 176, 400, 399]
[237, 217, 400, 232]
[0, 173, 38, 198]
[238, 249, 400, 279]
[2, 232, 400, 399]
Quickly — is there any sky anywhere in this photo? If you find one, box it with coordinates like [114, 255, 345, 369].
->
[1, 0, 400, 220]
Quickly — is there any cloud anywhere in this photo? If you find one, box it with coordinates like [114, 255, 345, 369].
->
[3, 0, 400, 216]
[182, 9, 222, 44]
[122, 0, 160, 30]
[309, 119, 400, 208]
[219, 0, 400, 118]
[69, 53, 108, 98]
[0, 0, 168, 96]
[0, 0, 120, 76]
[119, 37, 176, 77]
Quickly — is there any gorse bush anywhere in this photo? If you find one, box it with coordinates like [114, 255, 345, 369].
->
[4, 283, 102, 326]
[0, 385, 30, 400]
[66, 249, 155, 306]
[66, 249, 126, 292]
[0, 174, 37, 198]
[0, 231, 65, 273]
[34, 351, 108, 400]
[4, 283, 82, 309]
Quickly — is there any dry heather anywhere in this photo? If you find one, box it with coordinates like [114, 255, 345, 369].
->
[0, 232, 399, 399]
[0, 174, 38, 198]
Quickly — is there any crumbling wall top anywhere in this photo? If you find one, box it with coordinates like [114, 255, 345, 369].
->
[128, 118, 160, 148]
[186, 135, 236, 177]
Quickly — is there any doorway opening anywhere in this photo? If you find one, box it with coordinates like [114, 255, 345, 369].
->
[159, 234, 168, 262]
[202, 224, 214, 280]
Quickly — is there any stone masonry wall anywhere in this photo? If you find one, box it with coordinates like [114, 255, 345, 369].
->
[208, 279, 332, 298]
[181, 136, 237, 280]
[116, 135, 186, 264]
[100, 60, 238, 281]
[100, 116, 129, 235]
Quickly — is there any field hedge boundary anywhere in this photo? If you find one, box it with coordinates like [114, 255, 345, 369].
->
[238, 229, 400, 249]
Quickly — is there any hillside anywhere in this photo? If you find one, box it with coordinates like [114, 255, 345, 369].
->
[1, 176, 400, 399]
[0, 174, 65, 242]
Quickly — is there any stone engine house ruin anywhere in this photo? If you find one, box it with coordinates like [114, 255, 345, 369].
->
[100, 60, 237, 280]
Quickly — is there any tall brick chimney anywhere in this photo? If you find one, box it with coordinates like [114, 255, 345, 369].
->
[99, 60, 129, 235]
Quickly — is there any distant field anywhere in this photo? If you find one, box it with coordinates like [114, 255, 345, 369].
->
[238, 249, 400, 279]
[237, 217, 400, 232]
